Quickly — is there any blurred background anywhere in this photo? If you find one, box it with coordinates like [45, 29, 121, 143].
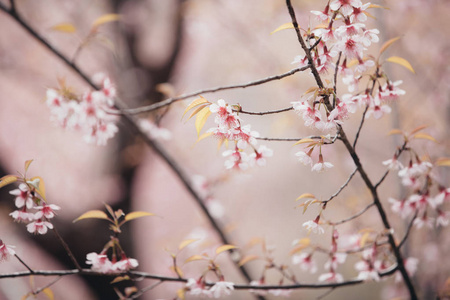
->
[0, 0, 448, 299]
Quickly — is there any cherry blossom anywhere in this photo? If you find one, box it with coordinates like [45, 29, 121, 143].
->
[0, 240, 15, 262]
[413, 215, 434, 229]
[138, 119, 172, 141]
[34, 203, 60, 219]
[113, 256, 139, 272]
[330, 0, 362, 16]
[250, 145, 273, 166]
[208, 281, 234, 298]
[318, 271, 344, 283]
[86, 252, 115, 273]
[9, 183, 34, 209]
[303, 217, 325, 234]
[10, 209, 35, 223]
[26, 219, 54, 235]
[311, 154, 334, 172]
[296, 150, 313, 166]
[292, 252, 317, 273]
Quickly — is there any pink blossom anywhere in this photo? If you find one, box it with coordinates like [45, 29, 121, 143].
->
[296, 150, 313, 166]
[186, 278, 209, 296]
[395, 257, 419, 282]
[34, 203, 60, 219]
[351, 3, 371, 22]
[250, 145, 273, 166]
[86, 252, 115, 273]
[268, 289, 292, 297]
[138, 119, 172, 141]
[208, 281, 234, 298]
[388, 197, 413, 219]
[26, 219, 54, 234]
[325, 253, 347, 270]
[318, 271, 344, 283]
[436, 210, 449, 227]
[292, 252, 317, 273]
[113, 256, 139, 271]
[382, 156, 403, 171]
[0, 240, 16, 262]
[303, 218, 325, 234]
[413, 215, 434, 229]
[360, 28, 380, 46]
[311, 154, 334, 172]
[10, 209, 35, 223]
[223, 148, 249, 171]
[330, 0, 362, 16]
[9, 183, 34, 209]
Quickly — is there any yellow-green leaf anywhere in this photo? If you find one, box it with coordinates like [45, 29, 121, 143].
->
[413, 133, 437, 143]
[271, 22, 294, 35]
[296, 193, 315, 201]
[303, 87, 319, 95]
[386, 56, 415, 74]
[197, 131, 213, 143]
[195, 106, 211, 136]
[184, 255, 206, 264]
[238, 255, 259, 266]
[183, 96, 210, 118]
[29, 176, 46, 201]
[368, 4, 390, 9]
[187, 104, 209, 121]
[124, 211, 154, 222]
[111, 275, 130, 284]
[73, 210, 109, 223]
[177, 288, 186, 300]
[170, 265, 184, 277]
[24, 160, 33, 173]
[359, 232, 371, 247]
[379, 37, 401, 55]
[436, 158, 450, 167]
[51, 23, 77, 33]
[388, 129, 404, 136]
[294, 237, 310, 247]
[293, 138, 315, 146]
[178, 239, 199, 251]
[92, 14, 121, 29]
[0, 175, 18, 189]
[216, 244, 237, 255]
[42, 288, 54, 300]
[410, 125, 428, 135]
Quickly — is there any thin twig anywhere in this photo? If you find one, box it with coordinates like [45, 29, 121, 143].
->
[399, 211, 418, 249]
[52, 227, 82, 271]
[323, 168, 358, 204]
[126, 281, 163, 300]
[0, 265, 398, 289]
[329, 203, 375, 226]
[316, 287, 336, 300]
[14, 254, 34, 273]
[352, 104, 369, 149]
[121, 65, 310, 115]
[32, 276, 63, 296]
[237, 106, 293, 115]
[333, 52, 342, 96]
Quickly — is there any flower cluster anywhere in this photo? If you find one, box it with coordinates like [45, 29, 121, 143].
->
[208, 99, 273, 170]
[385, 156, 449, 229]
[86, 251, 138, 273]
[186, 278, 234, 298]
[138, 119, 172, 141]
[9, 181, 60, 235]
[292, 1, 406, 134]
[46, 75, 118, 146]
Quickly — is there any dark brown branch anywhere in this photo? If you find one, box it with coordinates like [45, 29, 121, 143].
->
[14, 254, 34, 273]
[399, 211, 418, 249]
[121, 65, 310, 115]
[52, 227, 82, 271]
[352, 104, 369, 149]
[0, 265, 398, 290]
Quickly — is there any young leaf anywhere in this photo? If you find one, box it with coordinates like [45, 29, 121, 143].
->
[184, 255, 206, 264]
[183, 96, 210, 119]
[303, 87, 319, 95]
[271, 22, 294, 34]
[0, 175, 18, 189]
[195, 106, 211, 136]
[436, 158, 450, 167]
[413, 133, 437, 143]
[177, 288, 186, 300]
[29, 176, 46, 201]
[386, 56, 415, 74]
[92, 14, 121, 29]
[51, 23, 77, 33]
[73, 210, 109, 223]
[293, 138, 315, 146]
[409, 125, 428, 135]
[170, 266, 184, 277]
[379, 36, 401, 55]
[178, 239, 199, 251]
[24, 160, 33, 173]
[124, 211, 155, 222]
[238, 255, 259, 266]
[387, 129, 403, 136]
[187, 104, 209, 121]
[111, 275, 130, 284]
[42, 288, 54, 300]
[296, 193, 316, 201]
[368, 4, 390, 9]
[216, 244, 237, 255]
[197, 131, 213, 143]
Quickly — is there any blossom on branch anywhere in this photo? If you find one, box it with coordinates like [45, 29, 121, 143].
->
[0, 240, 15, 262]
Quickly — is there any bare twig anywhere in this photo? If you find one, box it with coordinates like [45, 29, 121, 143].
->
[121, 65, 310, 115]
[32, 276, 63, 296]
[126, 281, 163, 300]
[52, 227, 82, 271]
[316, 287, 336, 300]
[237, 106, 293, 115]
[323, 168, 358, 204]
[329, 203, 375, 226]
[352, 104, 369, 149]
[399, 211, 418, 249]
[14, 254, 34, 273]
